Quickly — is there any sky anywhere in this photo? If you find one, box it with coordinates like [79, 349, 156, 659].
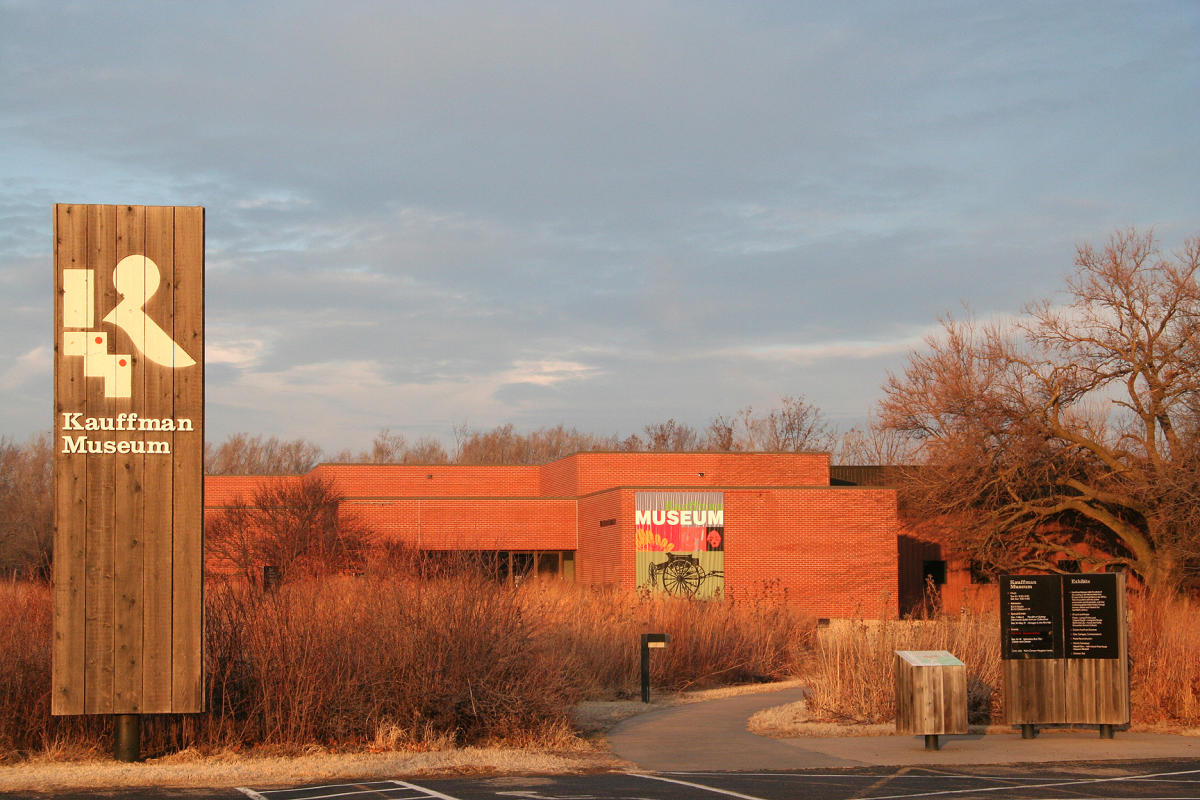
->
[2, 1, 1198, 453]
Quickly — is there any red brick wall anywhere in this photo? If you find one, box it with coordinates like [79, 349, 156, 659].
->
[204, 454, 898, 616]
[539, 457, 580, 496]
[205, 474, 302, 506]
[318, 463, 541, 498]
[721, 488, 897, 617]
[339, 498, 576, 550]
[207, 453, 832, 505]
[575, 489, 626, 587]
[564, 452, 830, 495]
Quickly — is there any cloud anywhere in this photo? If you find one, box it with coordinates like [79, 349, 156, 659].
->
[500, 360, 600, 388]
[205, 338, 268, 369]
[1, 345, 49, 390]
[1, 2, 1197, 451]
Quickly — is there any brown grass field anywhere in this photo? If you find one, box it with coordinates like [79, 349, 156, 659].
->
[1, 573, 1196, 762]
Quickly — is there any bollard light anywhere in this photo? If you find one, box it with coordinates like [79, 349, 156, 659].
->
[640, 633, 670, 703]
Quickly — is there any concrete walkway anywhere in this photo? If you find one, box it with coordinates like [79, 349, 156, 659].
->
[608, 688, 1200, 771]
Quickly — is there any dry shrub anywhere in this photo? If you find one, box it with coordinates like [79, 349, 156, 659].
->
[5, 574, 1198, 760]
[533, 585, 813, 695]
[1128, 587, 1200, 727]
[804, 611, 1002, 725]
[0, 568, 816, 759]
[204, 574, 584, 749]
[0, 581, 105, 759]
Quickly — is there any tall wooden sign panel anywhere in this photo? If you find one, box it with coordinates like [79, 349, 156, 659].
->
[1001, 573, 1128, 728]
[52, 204, 204, 715]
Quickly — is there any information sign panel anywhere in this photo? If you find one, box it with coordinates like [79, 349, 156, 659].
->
[1063, 573, 1120, 659]
[1000, 574, 1064, 659]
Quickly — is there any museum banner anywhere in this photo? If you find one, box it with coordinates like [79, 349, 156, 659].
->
[635, 491, 724, 598]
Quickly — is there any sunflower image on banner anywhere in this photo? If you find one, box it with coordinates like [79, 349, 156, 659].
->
[635, 491, 724, 599]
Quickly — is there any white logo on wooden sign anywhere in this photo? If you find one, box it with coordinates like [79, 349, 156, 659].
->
[62, 256, 196, 399]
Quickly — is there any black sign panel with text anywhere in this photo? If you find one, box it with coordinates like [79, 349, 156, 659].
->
[1001, 574, 1065, 659]
[1063, 573, 1120, 658]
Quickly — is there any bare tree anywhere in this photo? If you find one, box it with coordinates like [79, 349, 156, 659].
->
[880, 229, 1200, 588]
[739, 395, 835, 452]
[642, 419, 700, 451]
[335, 429, 450, 464]
[702, 414, 739, 451]
[205, 433, 324, 475]
[0, 433, 53, 578]
[207, 475, 374, 583]
[453, 423, 619, 464]
[837, 414, 918, 466]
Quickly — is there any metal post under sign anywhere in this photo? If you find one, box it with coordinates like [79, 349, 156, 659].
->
[640, 633, 669, 703]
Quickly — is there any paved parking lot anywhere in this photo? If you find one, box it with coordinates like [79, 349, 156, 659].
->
[229, 761, 1200, 800]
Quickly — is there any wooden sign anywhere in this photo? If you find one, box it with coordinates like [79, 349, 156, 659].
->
[894, 650, 968, 737]
[52, 204, 204, 715]
[1001, 573, 1128, 727]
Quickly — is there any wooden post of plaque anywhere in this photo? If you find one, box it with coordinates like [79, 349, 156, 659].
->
[52, 204, 205, 720]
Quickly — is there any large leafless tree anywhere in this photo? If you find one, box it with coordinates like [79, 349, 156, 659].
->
[880, 229, 1200, 588]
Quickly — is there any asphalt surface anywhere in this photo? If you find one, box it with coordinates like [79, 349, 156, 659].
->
[5, 688, 1200, 799]
[608, 686, 1200, 771]
[11, 762, 1200, 800]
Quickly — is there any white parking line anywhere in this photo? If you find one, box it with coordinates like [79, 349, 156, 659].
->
[864, 766, 1200, 800]
[665, 771, 1067, 782]
[631, 773, 771, 800]
[389, 780, 467, 800]
[236, 780, 462, 800]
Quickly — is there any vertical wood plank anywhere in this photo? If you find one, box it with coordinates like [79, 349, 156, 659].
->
[111, 205, 145, 714]
[1003, 659, 1067, 724]
[172, 206, 205, 712]
[52, 204, 88, 715]
[140, 206, 176, 712]
[82, 204, 117, 715]
[947, 667, 968, 731]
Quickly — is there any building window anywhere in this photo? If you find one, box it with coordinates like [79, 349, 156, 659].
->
[922, 560, 947, 586]
[1058, 559, 1081, 573]
[968, 561, 992, 584]
[491, 550, 574, 584]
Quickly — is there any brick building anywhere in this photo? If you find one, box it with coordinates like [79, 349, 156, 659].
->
[206, 451, 902, 617]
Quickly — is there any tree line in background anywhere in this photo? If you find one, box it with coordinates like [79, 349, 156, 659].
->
[2, 394, 892, 577]
[202, 393, 890, 475]
[4, 228, 1198, 591]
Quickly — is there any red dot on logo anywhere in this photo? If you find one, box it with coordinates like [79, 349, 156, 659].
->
[119, 359, 127, 367]
[95, 336, 103, 344]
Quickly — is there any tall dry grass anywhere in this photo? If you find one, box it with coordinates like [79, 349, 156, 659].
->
[805, 589, 1200, 728]
[1128, 587, 1200, 726]
[0, 571, 814, 760]
[805, 611, 1002, 724]
[0, 581, 106, 759]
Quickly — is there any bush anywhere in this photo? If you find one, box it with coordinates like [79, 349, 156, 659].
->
[0, 571, 815, 759]
[805, 590, 1200, 729]
[805, 611, 1001, 725]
